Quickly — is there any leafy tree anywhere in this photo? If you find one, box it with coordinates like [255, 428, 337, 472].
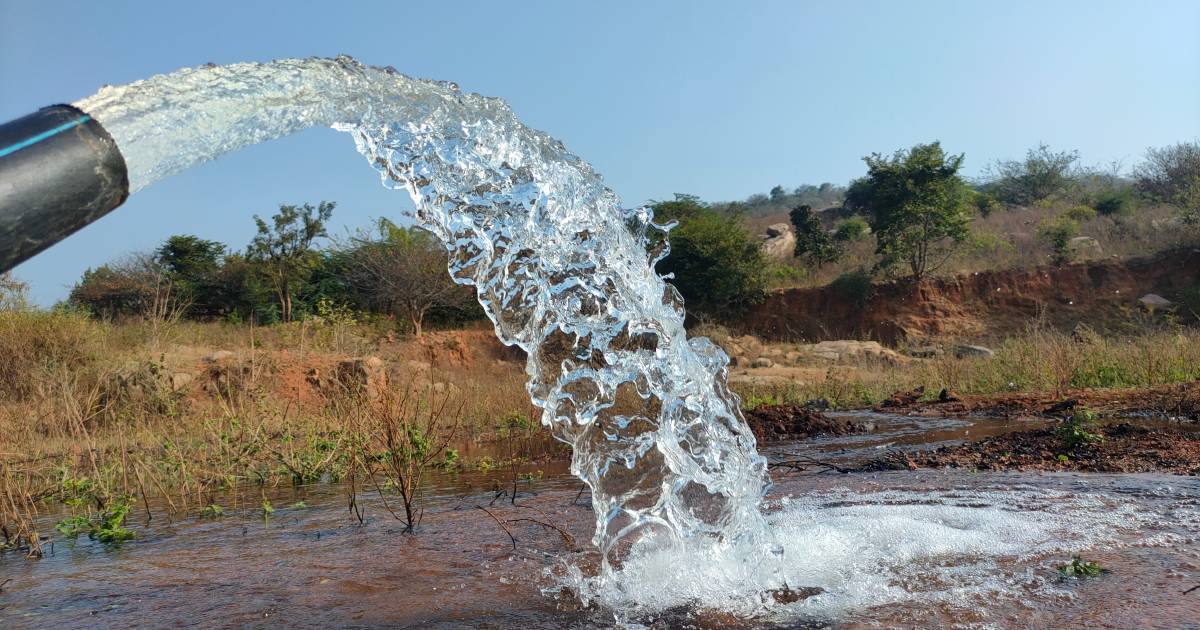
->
[1134, 141, 1200, 222]
[789, 204, 843, 267]
[69, 253, 183, 321]
[845, 142, 972, 280]
[247, 201, 335, 322]
[986, 144, 1079, 206]
[343, 219, 475, 336]
[651, 195, 766, 320]
[156, 235, 226, 318]
[0, 273, 28, 311]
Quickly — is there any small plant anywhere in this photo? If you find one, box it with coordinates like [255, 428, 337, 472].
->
[1054, 409, 1105, 450]
[1063, 204, 1097, 222]
[55, 499, 135, 544]
[441, 448, 460, 470]
[740, 392, 781, 410]
[1093, 188, 1134, 217]
[1038, 216, 1079, 265]
[200, 504, 224, 518]
[289, 501, 307, 510]
[1058, 555, 1108, 577]
[261, 499, 275, 519]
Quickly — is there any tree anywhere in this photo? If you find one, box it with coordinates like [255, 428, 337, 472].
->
[343, 219, 474, 336]
[156, 235, 226, 318]
[651, 195, 766, 319]
[845, 142, 973, 280]
[1134, 141, 1200, 222]
[986, 144, 1079, 206]
[247, 201, 334, 322]
[789, 204, 843, 267]
[69, 253, 184, 322]
[0, 273, 28, 311]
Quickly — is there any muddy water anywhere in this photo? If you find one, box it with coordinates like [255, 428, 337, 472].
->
[3, 415, 1199, 629]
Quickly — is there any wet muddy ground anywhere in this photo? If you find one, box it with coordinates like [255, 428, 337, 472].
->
[3, 412, 1199, 628]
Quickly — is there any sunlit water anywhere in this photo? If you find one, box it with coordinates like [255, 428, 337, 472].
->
[64, 58, 1200, 623]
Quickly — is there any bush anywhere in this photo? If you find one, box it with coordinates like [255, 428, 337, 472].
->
[1038, 216, 1080, 265]
[1063, 204, 1097, 222]
[1092, 188, 1135, 217]
[829, 270, 874, 307]
[652, 195, 768, 319]
[985, 144, 1080, 206]
[833, 216, 870, 242]
[972, 191, 1004, 217]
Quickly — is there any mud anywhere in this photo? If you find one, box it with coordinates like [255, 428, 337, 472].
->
[913, 421, 1200, 474]
[874, 380, 1200, 421]
[744, 404, 865, 442]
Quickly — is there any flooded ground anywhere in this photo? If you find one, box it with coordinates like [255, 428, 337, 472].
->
[3, 414, 1199, 628]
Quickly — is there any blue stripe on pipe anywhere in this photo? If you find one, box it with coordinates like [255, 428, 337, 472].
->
[0, 115, 92, 159]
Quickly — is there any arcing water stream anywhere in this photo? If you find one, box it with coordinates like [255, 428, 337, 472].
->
[63, 58, 1200, 624]
[76, 55, 780, 605]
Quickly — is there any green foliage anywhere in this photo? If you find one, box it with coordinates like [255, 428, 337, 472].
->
[1063, 204, 1097, 222]
[55, 499, 135, 544]
[1038, 216, 1080, 265]
[289, 501, 308, 510]
[248, 201, 335, 322]
[986, 144, 1080, 206]
[740, 392, 780, 410]
[833, 216, 870, 242]
[829, 270, 874, 307]
[1058, 555, 1107, 578]
[1071, 362, 1136, 389]
[1054, 409, 1105, 450]
[1092, 188, 1135, 217]
[789, 204, 844, 267]
[441, 448, 460, 470]
[157, 235, 226, 318]
[845, 142, 973, 279]
[652, 195, 767, 319]
[261, 499, 275, 519]
[200, 504, 225, 518]
[972, 191, 1003, 217]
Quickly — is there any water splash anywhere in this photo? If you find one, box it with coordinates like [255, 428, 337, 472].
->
[77, 56, 781, 603]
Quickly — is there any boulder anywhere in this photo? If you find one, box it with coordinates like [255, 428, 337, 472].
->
[336, 356, 387, 398]
[1138, 293, 1174, 311]
[802, 340, 907, 366]
[1068, 236, 1103, 257]
[761, 223, 797, 261]
[750, 357, 775, 369]
[202, 350, 235, 363]
[170, 372, 195, 392]
[953, 344, 995, 359]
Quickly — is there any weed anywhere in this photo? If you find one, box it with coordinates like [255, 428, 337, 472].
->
[1054, 409, 1105, 450]
[200, 504, 224, 518]
[290, 501, 307, 509]
[261, 499, 274, 519]
[1059, 555, 1108, 578]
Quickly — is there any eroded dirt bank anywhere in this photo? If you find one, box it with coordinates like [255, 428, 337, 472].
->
[743, 247, 1200, 343]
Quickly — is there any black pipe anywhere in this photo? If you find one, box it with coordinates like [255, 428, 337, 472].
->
[0, 104, 129, 274]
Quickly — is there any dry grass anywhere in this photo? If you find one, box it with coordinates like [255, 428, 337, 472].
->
[0, 310, 533, 556]
[728, 324, 1200, 409]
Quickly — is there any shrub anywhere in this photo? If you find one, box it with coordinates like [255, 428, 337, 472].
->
[833, 216, 870, 242]
[1093, 188, 1135, 217]
[1064, 205, 1097, 222]
[0, 308, 100, 400]
[1054, 409, 1104, 450]
[829, 270, 874, 307]
[1038, 216, 1080, 265]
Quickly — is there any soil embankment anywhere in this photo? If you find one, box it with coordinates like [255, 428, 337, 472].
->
[743, 248, 1200, 344]
[913, 423, 1200, 474]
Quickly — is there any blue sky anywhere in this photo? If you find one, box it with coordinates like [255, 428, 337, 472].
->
[1, 0, 1198, 304]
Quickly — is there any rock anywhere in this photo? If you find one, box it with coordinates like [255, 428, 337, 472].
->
[336, 356, 387, 398]
[1138, 293, 1174, 311]
[803, 340, 907, 366]
[1068, 236, 1103, 257]
[937, 388, 960, 403]
[906, 345, 942, 358]
[953, 344, 995, 359]
[761, 223, 797, 261]
[170, 372, 195, 392]
[750, 357, 774, 369]
[202, 350, 235, 363]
